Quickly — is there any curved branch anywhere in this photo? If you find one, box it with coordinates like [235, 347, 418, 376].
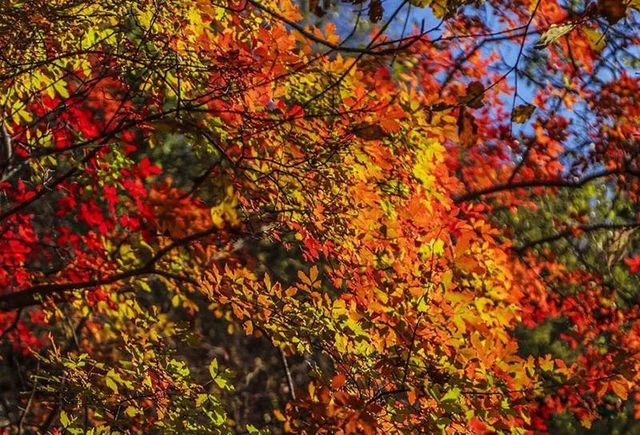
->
[246, 0, 417, 56]
[0, 225, 232, 311]
[453, 168, 640, 204]
[514, 222, 640, 253]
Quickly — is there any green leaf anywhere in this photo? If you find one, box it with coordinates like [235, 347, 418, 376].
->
[106, 377, 119, 394]
[214, 376, 227, 389]
[105, 369, 120, 393]
[125, 406, 139, 417]
[442, 387, 461, 402]
[417, 298, 428, 312]
[209, 358, 219, 379]
[54, 81, 70, 99]
[60, 410, 71, 428]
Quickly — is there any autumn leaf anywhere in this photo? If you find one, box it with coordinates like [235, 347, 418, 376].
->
[583, 28, 607, 52]
[624, 256, 640, 273]
[309, 0, 324, 16]
[457, 107, 478, 148]
[408, 0, 432, 7]
[407, 390, 417, 405]
[609, 377, 629, 400]
[353, 122, 387, 141]
[511, 104, 536, 124]
[461, 81, 485, 109]
[273, 409, 286, 422]
[369, 0, 383, 22]
[597, 0, 627, 24]
[536, 23, 577, 48]
[331, 373, 346, 388]
[2, 0, 640, 432]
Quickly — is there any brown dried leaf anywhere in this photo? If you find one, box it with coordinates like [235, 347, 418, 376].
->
[353, 122, 387, 141]
[511, 104, 536, 124]
[598, 0, 627, 24]
[463, 81, 485, 109]
[369, 0, 383, 22]
[457, 108, 478, 148]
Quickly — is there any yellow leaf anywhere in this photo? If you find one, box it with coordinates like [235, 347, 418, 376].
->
[536, 23, 576, 48]
[297, 270, 311, 286]
[441, 270, 453, 290]
[106, 376, 118, 394]
[54, 81, 70, 99]
[580, 417, 593, 429]
[273, 409, 286, 422]
[60, 410, 71, 427]
[538, 355, 554, 372]
[17, 108, 33, 123]
[125, 406, 139, 417]
[583, 28, 606, 52]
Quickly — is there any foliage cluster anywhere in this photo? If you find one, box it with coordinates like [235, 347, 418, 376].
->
[0, 0, 639, 433]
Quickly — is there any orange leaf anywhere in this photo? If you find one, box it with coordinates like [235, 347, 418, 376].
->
[407, 390, 417, 405]
[273, 409, 286, 422]
[331, 373, 346, 389]
[297, 270, 311, 286]
[309, 265, 319, 283]
[610, 378, 629, 400]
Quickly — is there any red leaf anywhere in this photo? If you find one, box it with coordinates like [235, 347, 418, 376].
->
[624, 256, 640, 273]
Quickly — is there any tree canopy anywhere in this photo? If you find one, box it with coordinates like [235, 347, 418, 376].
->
[0, 0, 639, 433]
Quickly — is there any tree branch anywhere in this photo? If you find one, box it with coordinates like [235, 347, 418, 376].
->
[0, 226, 233, 311]
[514, 222, 640, 253]
[453, 168, 640, 204]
